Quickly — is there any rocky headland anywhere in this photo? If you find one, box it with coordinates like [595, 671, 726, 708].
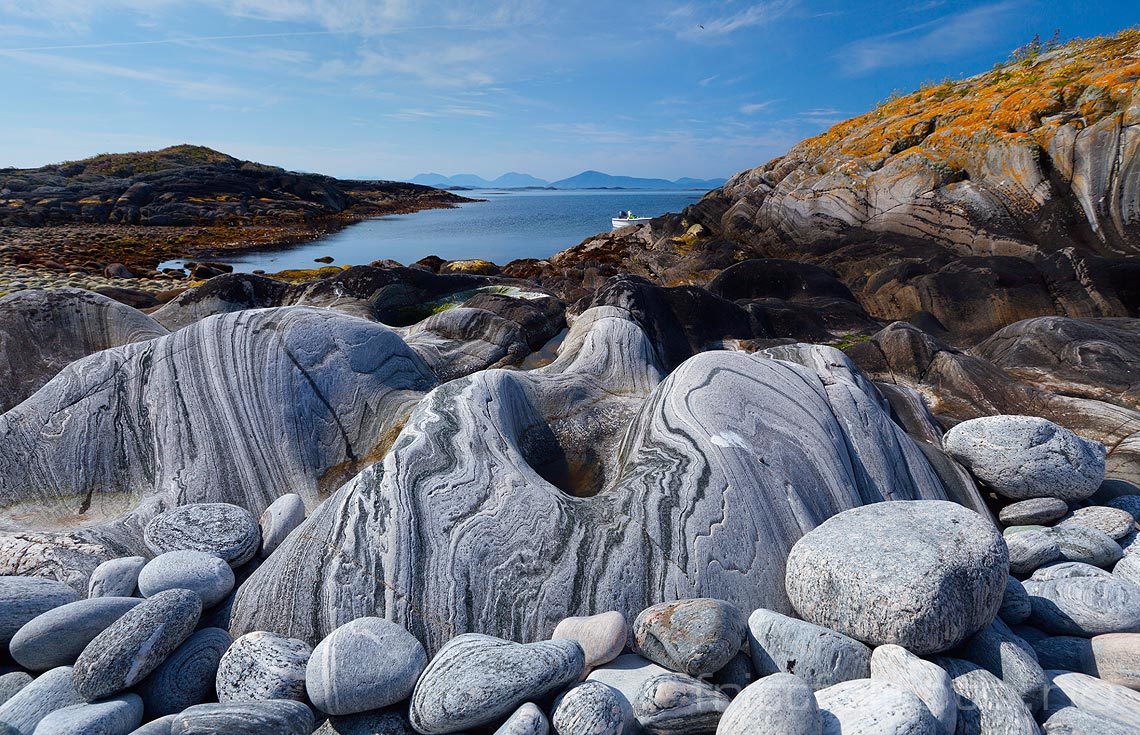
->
[0, 29, 1139, 735]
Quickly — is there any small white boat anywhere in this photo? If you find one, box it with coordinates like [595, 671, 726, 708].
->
[612, 211, 652, 229]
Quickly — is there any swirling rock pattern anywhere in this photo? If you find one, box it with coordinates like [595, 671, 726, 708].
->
[144, 504, 260, 567]
[1042, 670, 1140, 727]
[136, 627, 232, 718]
[954, 618, 1048, 713]
[632, 672, 729, 735]
[1025, 572, 1140, 636]
[1007, 531, 1063, 575]
[869, 645, 956, 735]
[552, 682, 626, 735]
[170, 700, 314, 735]
[493, 703, 549, 735]
[934, 658, 1039, 735]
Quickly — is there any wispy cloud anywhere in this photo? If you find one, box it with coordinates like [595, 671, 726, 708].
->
[668, 1, 798, 41]
[385, 106, 497, 121]
[739, 100, 776, 114]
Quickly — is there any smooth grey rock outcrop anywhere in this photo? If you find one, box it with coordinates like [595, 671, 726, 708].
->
[999, 498, 1070, 527]
[259, 494, 306, 559]
[33, 694, 143, 735]
[409, 634, 584, 734]
[71, 589, 202, 701]
[552, 611, 628, 671]
[1042, 706, 1139, 735]
[137, 551, 234, 608]
[216, 631, 312, 703]
[785, 500, 1008, 654]
[632, 672, 729, 735]
[934, 657, 1039, 735]
[632, 599, 746, 677]
[170, 700, 314, 735]
[403, 307, 531, 381]
[942, 415, 1105, 501]
[494, 703, 549, 735]
[1059, 506, 1136, 540]
[955, 618, 1048, 713]
[0, 666, 84, 735]
[552, 681, 626, 735]
[1043, 670, 1140, 727]
[305, 617, 427, 715]
[1046, 525, 1124, 567]
[87, 557, 146, 598]
[0, 577, 80, 647]
[747, 609, 871, 691]
[870, 644, 957, 735]
[814, 679, 939, 735]
[1001, 576, 1033, 625]
[1025, 571, 1140, 635]
[136, 627, 232, 718]
[1007, 530, 1064, 575]
[716, 673, 821, 735]
[144, 504, 260, 568]
[9, 596, 141, 671]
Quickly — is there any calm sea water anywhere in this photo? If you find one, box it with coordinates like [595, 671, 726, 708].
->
[172, 189, 704, 272]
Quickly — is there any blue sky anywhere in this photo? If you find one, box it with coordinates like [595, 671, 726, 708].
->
[1, 1, 1137, 180]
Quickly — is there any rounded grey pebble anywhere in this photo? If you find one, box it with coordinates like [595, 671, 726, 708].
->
[72, 588, 202, 701]
[632, 598, 746, 677]
[216, 631, 312, 703]
[127, 714, 177, 735]
[1006, 529, 1063, 575]
[934, 657, 1040, 735]
[1030, 561, 1112, 581]
[137, 550, 235, 608]
[1114, 554, 1140, 587]
[552, 681, 626, 735]
[747, 608, 870, 691]
[1025, 573, 1140, 636]
[0, 666, 84, 734]
[552, 611, 628, 671]
[305, 617, 427, 715]
[0, 672, 32, 707]
[170, 699, 314, 735]
[716, 672, 821, 735]
[815, 679, 939, 735]
[999, 576, 1032, 625]
[953, 618, 1048, 714]
[632, 672, 730, 735]
[137, 627, 232, 718]
[315, 708, 416, 735]
[1043, 706, 1139, 735]
[999, 498, 1070, 527]
[10, 596, 142, 672]
[33, 693, 143, 735]
[259, 494, 306, 559]
[1032, 635, 1094, 672]
[1042, 670, 1140, 727]
[493, 703, 548, 735]
[1045, 524, 1123, 568]
[1059, 506, 1137, 541]
[1107, 495, 1140, 522]
[586, 654, 669, 733]
[869, 644, 956, 735]
[87, 557, 146, 598]
[0, 577, 80, 647]
[144, 503, 261, 567]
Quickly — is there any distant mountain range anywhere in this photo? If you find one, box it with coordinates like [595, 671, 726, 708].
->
[408, 170, 727, 190]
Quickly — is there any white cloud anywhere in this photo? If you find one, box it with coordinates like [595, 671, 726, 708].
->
[739, 100, 776, 114]
[669, 1, 797, 41]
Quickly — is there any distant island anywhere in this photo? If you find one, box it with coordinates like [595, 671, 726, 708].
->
[408, 170, 728, 190]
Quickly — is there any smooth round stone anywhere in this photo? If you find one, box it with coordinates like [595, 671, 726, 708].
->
[409, 634, 584, 734]
[632, 599, 746, 677]
[1107, 495, 1140, 521]
[934, 657, 1038, 735]
[87, 557, 146, 598]
[71, 589, 202, 701]
[1059, 506, 1137, 541]
[999, 576, 1032, 625]
[1045, 525, 1122, 567]
[1115, 554, 1140, 587]
[954, 618, 1047, 713]
[258, 494, 306, 559]
[785, 500, 1008, 654]
[1043, 670, 1140, 726]
[815, 679, 938, 735]
[942, 416, 1105, 501]
[10, 596, 142, 671]
[1091, 633, 1140, 690]
[314, 708, 416, 735]
[0, 666, 84, 734]
[136, 627, 232, 718]
[632, 672, 729, 735]
[0, 673, 32, 707]
[305, 617, 427, 715]
[586, 653, 669, 732]
[552, 611, 628, 671]
[170, 700, 314, 735]
[869, 644, 956, 735]
[1043, 706, 1138, 735]
[137, 551, 235, 608]
[1025, 574, 1140, 636]
[747, 609, 870, 691]
[216, 631, 312, 703]
[493, 703, 548, 735]
[144, 503, 261, 567]
[33, 694, 143, 735]
[1030, 561, 1113, 581]
[0, 577, 80, 647]
[1006, 530, 1063, 575]
[1032, 636, 1095, 672]
[127, 714, 177, 735]
[551, 681, 625, 735]
[716, 672, 821, 735]
[999, 498, 1070, 527]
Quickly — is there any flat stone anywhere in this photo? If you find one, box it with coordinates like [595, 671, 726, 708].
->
[87, 557, 146, 598]
[492, 703, 548, 735]
[784, 500, 1008, 654]
[0, 577, 80, 647]
[552, 681, 626, 735]
[9, 597, 142, 671]
[632, 672, 729, 735]
[870, 644, 956, 735]
[137, 551, 235, 608]
[815, 679, 938, 735]
[169, 700, 314, 735]
[1042, 706, 1139, 735]
[552, 611, 628, 671]
[942, 416, 1105, 501]
[1043, 670, 1140, 727]
[216, 631, 312, 703]
[1046, 524, 1123, 568]
[136, 627, 232, 718]
[954, 618, 1048, 713]
[1114, 553, 1140, 586]
[409, 634, 584, 734]
[999, 498, 1070, 527]
[1006, 530, 1063, 575]
[1025, 573, 1140, 636]
[716, 672, 821, 735]
[259, 494, 307, 559]
[1107, 495, 1140, 521]
[1000, 576, 1032, 625]
[71, 589, 202, 701]
[747, 609, 870, 691]
[144, 502, 261, 567]
[1059, 506, 1136, 541]
[0, 667, 84, 735]
[305, 617, 427, 715]
[33, 694, 143, 735]
[934, 657, 1039, 735]
[632, 599, 746, 677]
[0, 673, 31, 707]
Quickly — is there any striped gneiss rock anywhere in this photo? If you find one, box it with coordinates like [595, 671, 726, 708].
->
[143, 505, 260, 568]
